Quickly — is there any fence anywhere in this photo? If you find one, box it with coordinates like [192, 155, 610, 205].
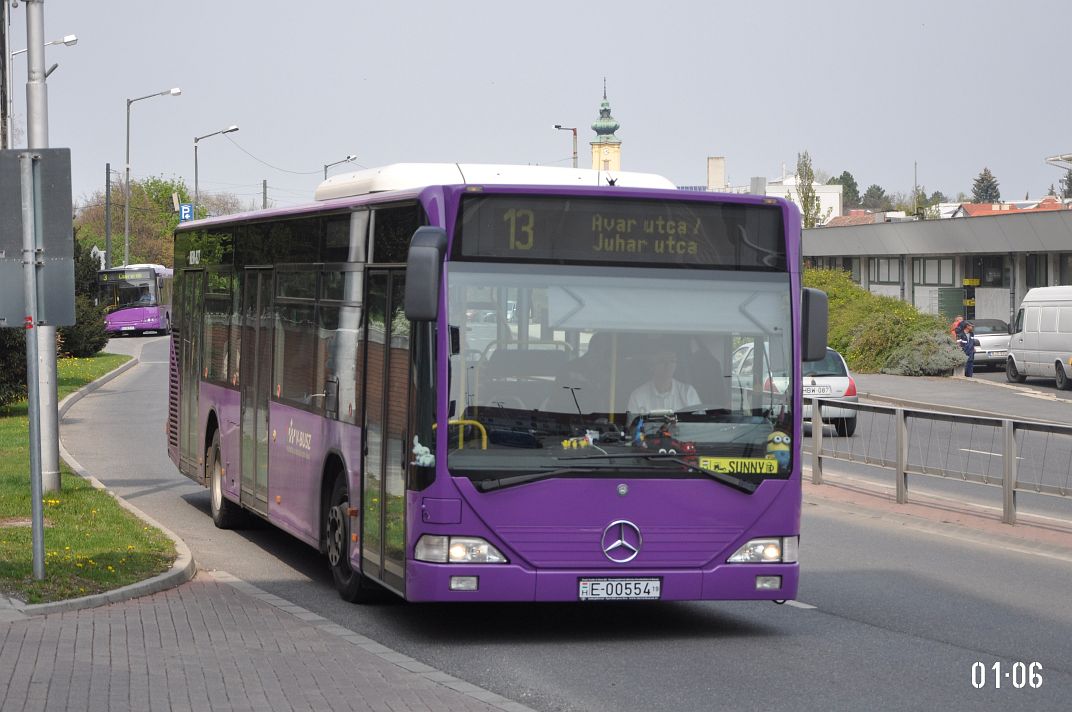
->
[808, 398, 1072, 525]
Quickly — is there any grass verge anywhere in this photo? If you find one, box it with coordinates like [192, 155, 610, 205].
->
[0, 352, 175, 604]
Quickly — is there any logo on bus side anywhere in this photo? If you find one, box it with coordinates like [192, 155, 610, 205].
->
[286, 419, 313, 459]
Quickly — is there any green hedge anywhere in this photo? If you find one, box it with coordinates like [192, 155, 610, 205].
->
[803, 268, 965, 375]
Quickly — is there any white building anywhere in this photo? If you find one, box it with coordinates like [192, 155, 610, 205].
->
[679, 157, 843, 225]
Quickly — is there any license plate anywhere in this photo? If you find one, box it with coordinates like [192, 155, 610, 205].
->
[579, 578, 661, 601]
[802, 385, 832, 395]
[989, 351, 1006, 357]
[120, 326, 135, 331]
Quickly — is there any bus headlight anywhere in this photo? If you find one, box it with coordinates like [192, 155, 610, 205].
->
[415, 535, 508, 564]
[727, 536, 798, 563]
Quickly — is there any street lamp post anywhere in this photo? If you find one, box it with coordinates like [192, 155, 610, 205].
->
[124, 87, 180, 267]
[324, 154, 357, 179]
[554, 124, 578, 168]
[4, 33, 76, 149]
[194, 124, 238, 216]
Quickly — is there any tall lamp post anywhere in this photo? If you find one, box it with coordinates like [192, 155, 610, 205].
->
[4, 33, 76, 149]
[554, 124, 578, 168]
[324, 154, 357, 179]
[124, 87, 180, 266]
[194, 124, 238, 215]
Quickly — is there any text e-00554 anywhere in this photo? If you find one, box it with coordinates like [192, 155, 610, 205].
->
[970, 662, 1042, 689]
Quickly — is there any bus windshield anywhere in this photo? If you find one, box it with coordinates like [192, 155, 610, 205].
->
[446, 263, 794, 487]
[99, 277, 157, 312]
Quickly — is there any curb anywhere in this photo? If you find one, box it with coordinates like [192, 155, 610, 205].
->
[802, 466, 1072, 547]
[8, 343, 196, 618]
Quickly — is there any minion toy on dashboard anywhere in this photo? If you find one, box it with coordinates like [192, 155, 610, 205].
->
[766, 430, 791, 471]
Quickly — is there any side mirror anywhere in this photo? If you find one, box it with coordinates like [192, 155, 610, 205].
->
[801, 288, 828, 362]
[404, 227, 447, 321]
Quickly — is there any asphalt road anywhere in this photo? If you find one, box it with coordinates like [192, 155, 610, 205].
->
[60, 336, 1072, 711]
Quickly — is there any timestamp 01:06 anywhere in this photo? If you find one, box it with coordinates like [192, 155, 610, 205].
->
[971, 662, 1043, 689]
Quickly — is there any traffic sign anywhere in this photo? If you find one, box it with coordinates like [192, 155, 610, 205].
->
[179, 203, 194, 222]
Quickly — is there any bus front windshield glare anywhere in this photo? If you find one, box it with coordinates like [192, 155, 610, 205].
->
[99, 280, 157, 312]
[445, 264, 794, 489]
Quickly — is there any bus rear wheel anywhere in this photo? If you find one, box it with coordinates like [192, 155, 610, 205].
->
[208, 431, 244, 529]
[326, 475, 382, 603]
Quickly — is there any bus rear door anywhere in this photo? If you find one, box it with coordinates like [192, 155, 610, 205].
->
[240, 268, 274, 515]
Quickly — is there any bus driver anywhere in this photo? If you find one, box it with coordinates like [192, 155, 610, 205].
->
[627, 349, 701, 414]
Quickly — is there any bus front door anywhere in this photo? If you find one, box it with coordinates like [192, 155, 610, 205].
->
[239, 268, 274, 515]
[362, 270, 410, 594]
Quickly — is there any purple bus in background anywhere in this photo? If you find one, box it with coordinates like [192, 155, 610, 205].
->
[98, 264, 173, 335]
[168, 163, 827, 604]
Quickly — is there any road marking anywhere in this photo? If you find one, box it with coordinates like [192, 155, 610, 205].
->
[784, 600, 817, 609]
[959, 448, 1024, 459]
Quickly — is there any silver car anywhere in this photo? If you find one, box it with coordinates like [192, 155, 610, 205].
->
[730, 345, 858, 436]
[968, 318, 1010, 369]
[801, 348, 858, 437]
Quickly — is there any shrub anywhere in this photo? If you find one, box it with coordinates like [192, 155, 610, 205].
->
[803, 267, 959, 374]
[882, 330, 966, 376]
[0, 328, 28, 407]
[59, 296, 109, 358]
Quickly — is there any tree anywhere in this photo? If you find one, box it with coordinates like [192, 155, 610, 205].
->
[793, 150, 831, 228]
[861, 184, 892, 211]
[827, 171, 860, 210]
[74, 175, 194, 268]
[971, 167, 1001, 203]
[1060, 169, 1072, 200]
[1048, 184, 1057, 197]
[0, 329, 28, 407]
[928, 190, 949, 205]
[59, 231, 110, 358]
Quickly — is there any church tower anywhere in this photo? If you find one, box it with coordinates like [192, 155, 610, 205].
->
[590, 81, 622, 172]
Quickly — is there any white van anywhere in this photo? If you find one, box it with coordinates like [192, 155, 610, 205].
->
[1007, 286, 1072, 389]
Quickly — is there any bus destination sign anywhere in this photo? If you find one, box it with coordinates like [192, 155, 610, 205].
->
[99, 270, 153, 282]
[458, 195, 786, 270]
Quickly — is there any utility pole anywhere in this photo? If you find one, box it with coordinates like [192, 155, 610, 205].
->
[262, 179, 267, 209]
[25, 0, 60, 494]
[1, 0, 9, 150]
[104, 162, 111, 268]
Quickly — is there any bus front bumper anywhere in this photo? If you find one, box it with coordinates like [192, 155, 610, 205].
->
[403, 561, 799, 602]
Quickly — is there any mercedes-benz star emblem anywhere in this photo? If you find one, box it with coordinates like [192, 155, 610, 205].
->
[601, 520, 642, 563]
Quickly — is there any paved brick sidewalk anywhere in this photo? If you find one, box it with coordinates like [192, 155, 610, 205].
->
[0, 572, 531, 712]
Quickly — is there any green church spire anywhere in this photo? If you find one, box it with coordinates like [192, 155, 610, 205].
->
[591, 79, 620, 144]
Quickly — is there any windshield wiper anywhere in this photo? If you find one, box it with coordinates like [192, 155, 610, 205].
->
[473, 464, 653, 492]
[557, 452, 758, 494]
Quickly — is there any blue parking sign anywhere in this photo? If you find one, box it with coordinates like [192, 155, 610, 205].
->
[179, 203, 194, 222]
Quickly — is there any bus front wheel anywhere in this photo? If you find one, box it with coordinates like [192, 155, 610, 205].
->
[208, 431, 244, 529]
[326, 475, 382, 603]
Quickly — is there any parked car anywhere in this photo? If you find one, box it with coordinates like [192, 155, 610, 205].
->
[730, 345, 858, 436]
[969, 318, 1011, 369]
[800, 348, 858, 437]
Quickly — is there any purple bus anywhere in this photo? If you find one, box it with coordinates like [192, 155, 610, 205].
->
[98, 264, 173, 334]
[168, 163, 827, 603]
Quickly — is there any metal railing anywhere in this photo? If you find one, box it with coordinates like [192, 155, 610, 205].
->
[808, 398, 1072, 525]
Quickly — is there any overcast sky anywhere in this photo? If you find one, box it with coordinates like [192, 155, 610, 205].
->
[6, 0, 1070, 209]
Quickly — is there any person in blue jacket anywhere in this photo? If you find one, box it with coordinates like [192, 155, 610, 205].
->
[957, 322, 977, 377]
